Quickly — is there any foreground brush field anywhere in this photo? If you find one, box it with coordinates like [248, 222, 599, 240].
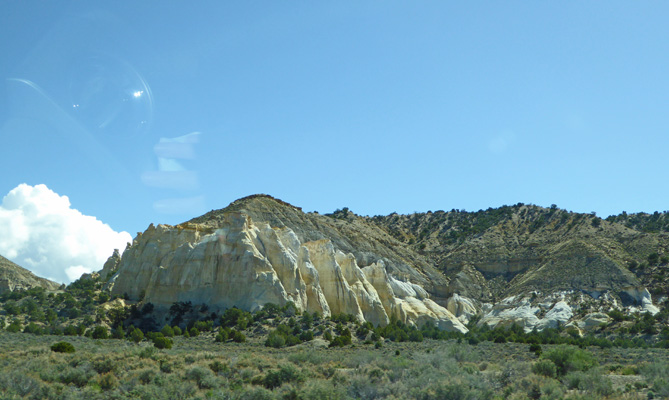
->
[1, 331, 668, 400]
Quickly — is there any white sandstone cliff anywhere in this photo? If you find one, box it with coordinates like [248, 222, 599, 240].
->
[109, 212, 467, 333]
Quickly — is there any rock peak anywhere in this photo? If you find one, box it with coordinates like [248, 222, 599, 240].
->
[188, 194, 302, 226]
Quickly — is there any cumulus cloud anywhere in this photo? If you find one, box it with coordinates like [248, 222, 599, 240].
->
[0, 184, 132, 283]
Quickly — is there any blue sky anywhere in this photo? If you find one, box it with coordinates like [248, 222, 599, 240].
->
[1, 2, 669, 281]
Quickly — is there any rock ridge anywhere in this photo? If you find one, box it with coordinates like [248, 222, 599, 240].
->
[109, 210, 467, 333]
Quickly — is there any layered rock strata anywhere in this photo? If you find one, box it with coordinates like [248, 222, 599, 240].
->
[109, 212, 467, 333]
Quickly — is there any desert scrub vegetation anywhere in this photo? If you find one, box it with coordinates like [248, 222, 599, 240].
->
[0, 331, 666, 399]
[2, 282, 669, 398]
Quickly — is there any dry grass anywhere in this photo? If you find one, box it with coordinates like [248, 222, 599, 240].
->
[0, 331, 666, 399]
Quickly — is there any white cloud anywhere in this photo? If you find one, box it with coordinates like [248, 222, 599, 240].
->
[0, 184, 132, 284]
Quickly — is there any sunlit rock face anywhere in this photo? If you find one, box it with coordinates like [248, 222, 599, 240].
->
[110, 212, 467, 333]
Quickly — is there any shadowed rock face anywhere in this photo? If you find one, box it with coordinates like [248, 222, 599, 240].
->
[109, 203, 467, 333]
[0, 255, 61, 293]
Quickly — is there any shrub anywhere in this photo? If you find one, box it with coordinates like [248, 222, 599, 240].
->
[91, 325, 109, 339]
[231, 330, 246, 343]
[59, 364, 95, 387]
[186, 366, 218, 389]
[409, 330, 424, 342]
[51, 341, 75, 353]
[532, 359, 557, 378]
[161, 324, 175, 337]
[221, 307, 251, 328]
[541, 346, 596, 377]
[173, 326, 182, 336]
[112, 325, 125, 339]
[63, 325, 78, 336]
[153, 336, 173, 349]
[300, 330, 314, 341]
[23, 322, 44, 335]
[564, 370, 614, 397]
[529, 343, 542, 356]
[215, 330, 229, 342]
[6, 320, 22, 333]
[494, 335, 507, 343]
[608, 309, 626, 322]
[130, 327, 144, 343]
[209, 360, 228, 374]
[98, 372, 118, 391]
[193, 320, 213, 332]
[266, 331, 286, 348]
[264, 364, 303, 389]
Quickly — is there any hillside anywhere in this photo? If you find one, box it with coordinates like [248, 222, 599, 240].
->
[99, 195, 669, 336]
[0, 254, 61, 293]
[368, 204, 669, 302]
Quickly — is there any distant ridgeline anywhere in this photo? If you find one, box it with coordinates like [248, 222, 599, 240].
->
[606, 210, 669, 233]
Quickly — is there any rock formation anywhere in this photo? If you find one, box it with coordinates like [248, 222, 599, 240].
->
[102, 195, 669, 333]
[0, 254, 61, 293]
[109, 206, 467, 333]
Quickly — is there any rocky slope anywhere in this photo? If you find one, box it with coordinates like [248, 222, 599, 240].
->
[0, 254, 61, 293]
[370, 204, 668, 331]
[107, 196, 467, 333]
[103, 196, 669, 334]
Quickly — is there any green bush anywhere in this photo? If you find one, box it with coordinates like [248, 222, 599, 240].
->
[220, 307, 251, 328]
[529, 343, 542, 356]
[91, 325, 109, 339]
[161, 324, 175, 337]
[6, 320, 22, 333]
[608, 309, 626, 322]
[209, 360, 228, 374]
[195, 320, 214, 332]
[264, 364, 303, 389]
[23, 322, 44, 335]
[541, 346, 596, 377]
[63, 325, 78, 336]
[186, 365, 218, 389]
[564, 370, 614, 397]
[112, 325, 125, 339]
[215, 330, 229, 342]
[300, 330, 314, 341]
[130, 327, 144, 343]
[51, 341, 75, 353]
[92, 357, 118, 374]
[409, 330, 424, 342]
[329, 335, 352, 348]
[266, 331, 286, 348]
[98, 372, 118, 391]
[231, 330, 246, 343]
[153, 336, 173, 349]
[532, 359, 557, 378]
